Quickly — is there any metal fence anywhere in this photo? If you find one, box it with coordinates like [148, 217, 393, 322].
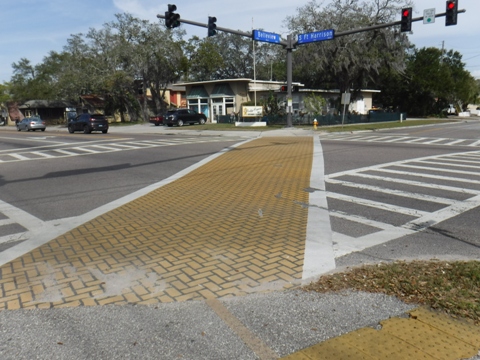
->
[216, 112, 407, 126]
[277, 112, 407, 125]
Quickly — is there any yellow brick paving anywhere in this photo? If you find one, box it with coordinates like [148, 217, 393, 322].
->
[282, 307, 480, 360]
[0, 136, 313, 309]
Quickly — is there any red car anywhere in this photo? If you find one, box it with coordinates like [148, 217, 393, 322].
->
[149, 113, 164, 126]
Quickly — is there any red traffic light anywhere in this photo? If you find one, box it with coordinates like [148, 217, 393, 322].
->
[446, 0, 458, 26]
[400, 7, 412, 32]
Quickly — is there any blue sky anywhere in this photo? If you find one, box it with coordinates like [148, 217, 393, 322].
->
[1, 0, 479, 84]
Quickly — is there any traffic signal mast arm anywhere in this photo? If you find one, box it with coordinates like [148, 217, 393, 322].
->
[157, 14, 277, 42]
[304, 8, 466, 45]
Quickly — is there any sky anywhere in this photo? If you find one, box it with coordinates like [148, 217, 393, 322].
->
[1, 0, 479, 84]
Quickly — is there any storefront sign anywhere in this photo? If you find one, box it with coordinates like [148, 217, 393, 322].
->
[242, 106, 263, 117]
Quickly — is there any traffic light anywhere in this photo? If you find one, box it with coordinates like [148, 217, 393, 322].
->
[165, 4, 180, 29]
[446, 1, 458, 26]
[400, 7, 412, 32]
[208, 16, 217, 37]
[280, 85, 287, 92]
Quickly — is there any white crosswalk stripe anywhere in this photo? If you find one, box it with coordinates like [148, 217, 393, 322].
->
[321, 133, 480, 147]
[0, 137, 246, 164]
[325, 149, 480, 257]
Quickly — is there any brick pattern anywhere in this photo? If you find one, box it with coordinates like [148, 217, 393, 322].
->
[0, 137, 313, 309]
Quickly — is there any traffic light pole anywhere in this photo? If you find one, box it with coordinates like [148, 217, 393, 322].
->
[158, 7, 466, 128]
[157, 14, 253, 39]
[286, 35, 294, 127]
[331, 9, 465, 39]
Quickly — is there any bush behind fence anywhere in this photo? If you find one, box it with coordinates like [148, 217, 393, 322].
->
[218, 112, 407, 125]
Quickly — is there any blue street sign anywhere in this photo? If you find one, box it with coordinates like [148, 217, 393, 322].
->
[297, 29, 335, 44]
[252, 30, 281, 44]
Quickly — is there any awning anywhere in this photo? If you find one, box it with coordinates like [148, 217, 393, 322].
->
[186, 86, 209, 99]
[210, 84, 234, 97]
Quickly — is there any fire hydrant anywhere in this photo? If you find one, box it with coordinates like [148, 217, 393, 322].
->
[313, 118, 318, 130]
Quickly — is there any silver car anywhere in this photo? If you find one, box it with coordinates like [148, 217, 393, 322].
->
[17, 117, 46, 132]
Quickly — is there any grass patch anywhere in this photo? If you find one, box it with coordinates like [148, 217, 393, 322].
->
[106, 119, 459, 132]
[303, 260, 480, 324]
[164, 123, 285, 131]
[108, 121, 144, 127]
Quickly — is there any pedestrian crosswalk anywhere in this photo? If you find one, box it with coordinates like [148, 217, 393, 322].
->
[0, 136, 246, 163]
[321, 133, 480, 147]
[326, 150, 480, 257]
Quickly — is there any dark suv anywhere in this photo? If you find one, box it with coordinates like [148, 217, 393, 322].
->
[165, 109, 207, 127]
[68, 114, 109, 134]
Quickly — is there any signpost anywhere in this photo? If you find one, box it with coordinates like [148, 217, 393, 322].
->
[252, 30, 281, 44]
[341, 92, 351, 129]
[423, 8, 435, 24]
[297, 29, 335, 45]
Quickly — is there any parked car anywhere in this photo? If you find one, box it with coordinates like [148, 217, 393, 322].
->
[16, 117, 46, 132]
[149, 113, 164, 126]
[164, 109, 207, 127]
[68, 114, 109, 134]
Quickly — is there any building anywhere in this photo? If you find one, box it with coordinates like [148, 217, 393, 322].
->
[179, 79, 380, 122]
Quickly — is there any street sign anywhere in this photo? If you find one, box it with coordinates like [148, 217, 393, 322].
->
[341, 93, 351, 105]
[252, 30, 281, 44]
[297, 29, 335, 45]
[423, 8, 435, 24]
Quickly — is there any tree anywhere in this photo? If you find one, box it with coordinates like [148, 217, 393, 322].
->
[0, 83, 10, 104]
[184, 37, 224, 81]
[303, 93, 327, 114]
[377, 46, 479, 116]
[8, 13, 186, 121]
[260, 91, 284, 116]
[10, 58, 57, 102]
[185, 32, 274, 81]
[285, 0, 412, 95]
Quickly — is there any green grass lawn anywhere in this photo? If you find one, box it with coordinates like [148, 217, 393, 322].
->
[303, 260, 480, 325]
[110, 119, 459, 132]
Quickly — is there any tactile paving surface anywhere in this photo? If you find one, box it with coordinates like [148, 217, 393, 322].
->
[0, 137, 313, 309]
[282, 307, 480, 360]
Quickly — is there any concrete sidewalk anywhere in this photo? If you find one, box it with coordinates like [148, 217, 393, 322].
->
[0, 126, 478, 359]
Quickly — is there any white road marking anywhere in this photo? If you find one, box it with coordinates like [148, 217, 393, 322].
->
[327, 178, 456, 205]
[0, 136, 247, 164]
[30, 151, 55, 158]
[321, 133, 480, 147]
[302, 136, 336, 281]
[53, 149, 79, 156]
[327, 192, 429, 217]
[326, 149, 480, 257]
[9, 153, 30, 160]
[72, 147, 100, 153]
[383, 136, 412, 142]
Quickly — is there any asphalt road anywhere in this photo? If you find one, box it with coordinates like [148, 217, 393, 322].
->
[320, 121, 480, 268]
[0, 122, 479, 360]
[1, 121, 479, 264]
[0, 130, 248, 221]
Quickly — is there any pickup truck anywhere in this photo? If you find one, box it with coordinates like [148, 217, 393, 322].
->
[149, 113, 164, 126]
